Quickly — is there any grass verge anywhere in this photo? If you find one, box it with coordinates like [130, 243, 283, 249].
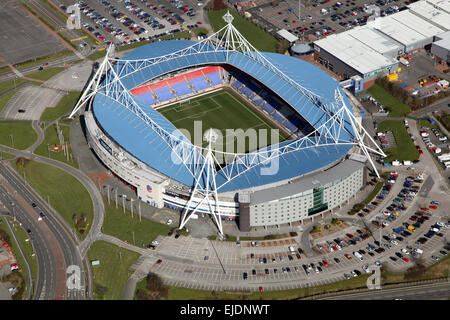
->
[368, 84, 411, 117]
[26, 67, 65, 82]
[40, 91, 81, 122]
[102, 197, 171, 248]
[88, 240, 140, 300]
[377, 120, 419, 162]
[207, 10, 278, 53]
[0, 122, 37, 150]
[14, 160, 92, 238]
[34, 123, 78, 168]
[0, 89, 19, 115]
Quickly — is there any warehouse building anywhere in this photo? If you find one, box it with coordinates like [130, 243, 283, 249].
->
[372, 9, 444, 52]
[346, 26, 404, 59]
[431, 31, 450, 63]
[314, 31, 399, 86]
[313, 1, 446, 88]
[408, 0, 450, 31]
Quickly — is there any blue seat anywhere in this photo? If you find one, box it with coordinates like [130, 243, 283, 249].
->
[171, 81, 193, 96]
[137, 91, 158, 105]
[261, 102, 275, 114]
[208, 72, 222, 86]
[154, 86, 175, 102]
[190, 77, 210, 91]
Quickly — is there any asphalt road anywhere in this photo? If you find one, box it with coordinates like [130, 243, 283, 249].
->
[0, 162, 86, 300]
[0, 176, 57, 299]
[317, 281, 450, 300]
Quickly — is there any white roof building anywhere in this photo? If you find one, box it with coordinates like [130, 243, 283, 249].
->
[346, 26, 403, 58]
[408, 0, 450, 31]
[388, 9, 444, 38]
[314, 32, 398, 75]
[425, 0, 450, 14]
[276, 29, 298, 43]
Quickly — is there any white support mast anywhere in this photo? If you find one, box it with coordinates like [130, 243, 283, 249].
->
[179, 129, 223, 236]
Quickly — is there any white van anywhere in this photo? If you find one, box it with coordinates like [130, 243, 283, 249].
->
[288, 246, 296, 254]
[353, 251, 363, 261]
[414, 248, 423, 254]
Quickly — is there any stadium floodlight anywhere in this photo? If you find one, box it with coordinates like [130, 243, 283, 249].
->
[70, 13, 386, 236]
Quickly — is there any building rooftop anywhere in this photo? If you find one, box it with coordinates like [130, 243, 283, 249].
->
[249, 159, 365, 205]
[314, 32, 398, 75]
[408, 0, 450, 31]
[434, 30, 450, 49]
[425, 0, 450, 14]
[346, 26, 403, 55]
[277, 29, 299, 43]
[389, 9, 444, 38]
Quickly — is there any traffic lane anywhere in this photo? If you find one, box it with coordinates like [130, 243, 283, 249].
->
[320, 282, 450, 300]
[0, 168, 67, 299]
[0, 184, 56, 300]
[0, 145, 104, 263]
[0, 164, 85, 299]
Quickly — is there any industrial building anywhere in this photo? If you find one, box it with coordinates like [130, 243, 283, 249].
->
[313, 30, 400, 87]
[431, 31, 450, 63]
[313, 0, 449, 89]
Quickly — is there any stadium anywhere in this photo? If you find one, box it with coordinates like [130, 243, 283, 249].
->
[71, 12, 384, 235]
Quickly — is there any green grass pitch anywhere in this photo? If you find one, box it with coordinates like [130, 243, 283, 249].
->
[157, 89, 290, 154]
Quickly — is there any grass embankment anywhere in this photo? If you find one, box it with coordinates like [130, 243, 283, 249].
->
[0, 122, 37, 150]
[13, 51, 73, 70]
[34, 124, 78, 168]
[88, 241, 140, 300]
[377, 120, 419, 162]
[26, 67, 65, 82]
[368, 84, 411, 117]
[418, 119, 437, 129]
[40, 91, 81, 122]
[0, 90, 19, 115]
[87, 50, 107, 61]
[207, 10, 278, 53]
[14, 160, 93, 237]
[102, 197, 171, 248]
[0, 79, 28, 95]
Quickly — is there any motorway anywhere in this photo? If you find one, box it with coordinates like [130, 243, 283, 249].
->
[0, 161, 86, 300]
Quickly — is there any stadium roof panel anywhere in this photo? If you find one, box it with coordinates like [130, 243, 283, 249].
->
[408, 0, 450, 31]
[314, 32, 398, 75]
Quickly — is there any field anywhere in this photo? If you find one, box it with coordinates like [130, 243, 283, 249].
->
[88, 241, 140, 300]
[158, 90, 288, 154]
[34, 124, 78, 168]
[207, 10, 279, 53]
[377, 120, 419, 162]
[40, 91, 81, 122]
[14, 160, 93, 238]
[368, 84, 411, 117]
[102, 197, 172, 248]
[0, 122, 37, 150]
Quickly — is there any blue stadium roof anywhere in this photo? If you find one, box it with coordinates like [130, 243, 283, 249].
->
[93, 40, 355, 192]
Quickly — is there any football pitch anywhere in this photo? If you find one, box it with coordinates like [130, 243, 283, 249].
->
[158, 90, 289, 153]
